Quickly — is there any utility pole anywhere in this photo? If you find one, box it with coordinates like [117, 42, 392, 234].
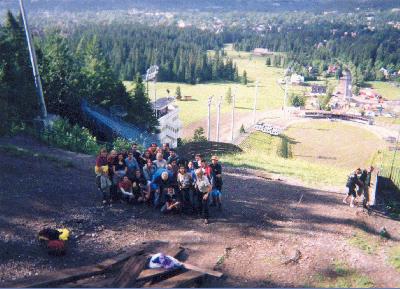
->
[19, 0, 47, 120]
[389, 127, 400, 179]
[284, 76, 289, 119]
[207, 96, 213, 141]
[253, 80, 259, 125]
[154, 76, 157, 118]
[216, 96, 222, 142]
[231, 86, 237, 142]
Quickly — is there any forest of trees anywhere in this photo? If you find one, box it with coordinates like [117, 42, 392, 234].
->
[66, 25, 239, 84]
[2, 0, 399, 13]
[0, 11, 158, 136]
[231, 22, 400, 84]
[2, 6, 400, 136]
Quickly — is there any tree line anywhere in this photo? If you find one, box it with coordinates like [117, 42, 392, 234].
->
[65, 24, 239, 84]
[231, 22, 400, 84]
[0, 11, 157, 136]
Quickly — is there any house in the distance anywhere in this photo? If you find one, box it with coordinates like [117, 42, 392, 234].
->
[290, 73, 305, 85]
[152, 97, 182, 148]
[327, 65, 338, 75]
[253, 48, 273, 56]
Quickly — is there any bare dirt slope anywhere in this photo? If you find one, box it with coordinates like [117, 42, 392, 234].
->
[0, 136, 399, 287]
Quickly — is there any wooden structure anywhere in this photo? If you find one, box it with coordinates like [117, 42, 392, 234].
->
[5, 241, 223, 288]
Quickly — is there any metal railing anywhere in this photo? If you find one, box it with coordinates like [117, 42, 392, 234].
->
[81, 100, 159, 148]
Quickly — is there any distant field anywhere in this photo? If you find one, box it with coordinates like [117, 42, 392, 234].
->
[221, 120, 385, 187]
[285, 120, 386, 169]
[366, 81, 400, 100]
[125, 77, 281, 127]
[124, 45, 310, 127]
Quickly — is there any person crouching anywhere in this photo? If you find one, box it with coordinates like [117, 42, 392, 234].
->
[161, 187, 181, 214]
[119, 176, 134, 203]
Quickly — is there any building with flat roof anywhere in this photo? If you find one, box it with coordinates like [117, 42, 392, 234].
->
[253, 48, 273, 56]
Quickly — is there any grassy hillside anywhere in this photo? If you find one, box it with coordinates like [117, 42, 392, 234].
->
[366, 81, 400, 101]
[220, 120, 385, 187]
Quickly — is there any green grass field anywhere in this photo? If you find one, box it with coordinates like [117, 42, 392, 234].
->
[124, 45, 317, 127]
[312, 260, 374, 288]
[220, 120, 384, 187]
[285, 120, 386, 169]
[221, 131, 348, 187]
[366, 81, 400, 101]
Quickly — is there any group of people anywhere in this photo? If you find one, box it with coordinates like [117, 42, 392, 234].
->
[343, 166, 374, 208]
[94, 142, 223, 224]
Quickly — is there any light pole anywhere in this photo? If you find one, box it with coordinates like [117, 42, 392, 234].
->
[145, 65, 159, 117]
[19, 0, 47, 121]
[283, 76, 289, 119]
[154, 76, 157, 118]
[389, 127, 400, 179]
[253, 80, 259, 125]
[207, 96, 213, 141]
[231, 86, 237, 142]
[216, 96, 222, 142]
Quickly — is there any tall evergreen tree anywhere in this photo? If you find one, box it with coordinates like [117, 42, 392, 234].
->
[225, 87, 233, 104]
[242, 70, 248, 85]
[39, 33, 83, 123]
[127, 74, 158, 131]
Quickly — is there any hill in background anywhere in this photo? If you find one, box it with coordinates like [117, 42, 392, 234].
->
[1, 0, 399, 14]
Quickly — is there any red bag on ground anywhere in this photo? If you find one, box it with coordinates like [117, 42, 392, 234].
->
[47, 240, 66, 256]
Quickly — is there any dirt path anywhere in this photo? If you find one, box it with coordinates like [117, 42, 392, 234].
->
[0, 137, 399, 287]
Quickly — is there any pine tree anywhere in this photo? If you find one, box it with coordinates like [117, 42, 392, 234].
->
[127, 73, 158, 131]
[39, 33, 83, 123]
[225, 87, 233, 104]
[175, 86, 182, 100]
[0, 11, 40, 133]
[242, 70, 248, 85]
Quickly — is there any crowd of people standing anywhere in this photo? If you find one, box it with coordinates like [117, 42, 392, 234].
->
[94, 142, 223, 224]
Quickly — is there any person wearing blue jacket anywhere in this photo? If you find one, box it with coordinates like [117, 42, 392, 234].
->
[150, 168, 175, 207]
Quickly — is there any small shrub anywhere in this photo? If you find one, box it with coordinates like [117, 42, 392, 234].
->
[175, 86, 182, 100]
[290, 94, 306, 107]
[193, 127, 207, 142]
[113, 137, 132, 152]
[240, 124, 246, 134]
[43, 118, 101, 155]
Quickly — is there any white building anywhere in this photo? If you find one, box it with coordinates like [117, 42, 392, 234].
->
[290, 73, 305, 84]
[152, 97, 182, 148]
[253, 48, 272, 56]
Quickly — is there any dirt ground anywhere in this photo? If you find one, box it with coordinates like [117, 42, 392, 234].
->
[0, 136, 399, 288]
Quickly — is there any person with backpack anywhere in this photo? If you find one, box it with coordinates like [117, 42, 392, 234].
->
[362, 166, 374, 208]
[209, 155, 223, 209]
[343, 168, 363, 207]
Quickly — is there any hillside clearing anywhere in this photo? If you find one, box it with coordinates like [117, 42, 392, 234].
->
[366, 81, 400, 101]
[221, 120, 385, 188]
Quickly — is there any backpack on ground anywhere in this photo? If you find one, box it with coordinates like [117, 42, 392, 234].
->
[346, 174, 354, 188]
